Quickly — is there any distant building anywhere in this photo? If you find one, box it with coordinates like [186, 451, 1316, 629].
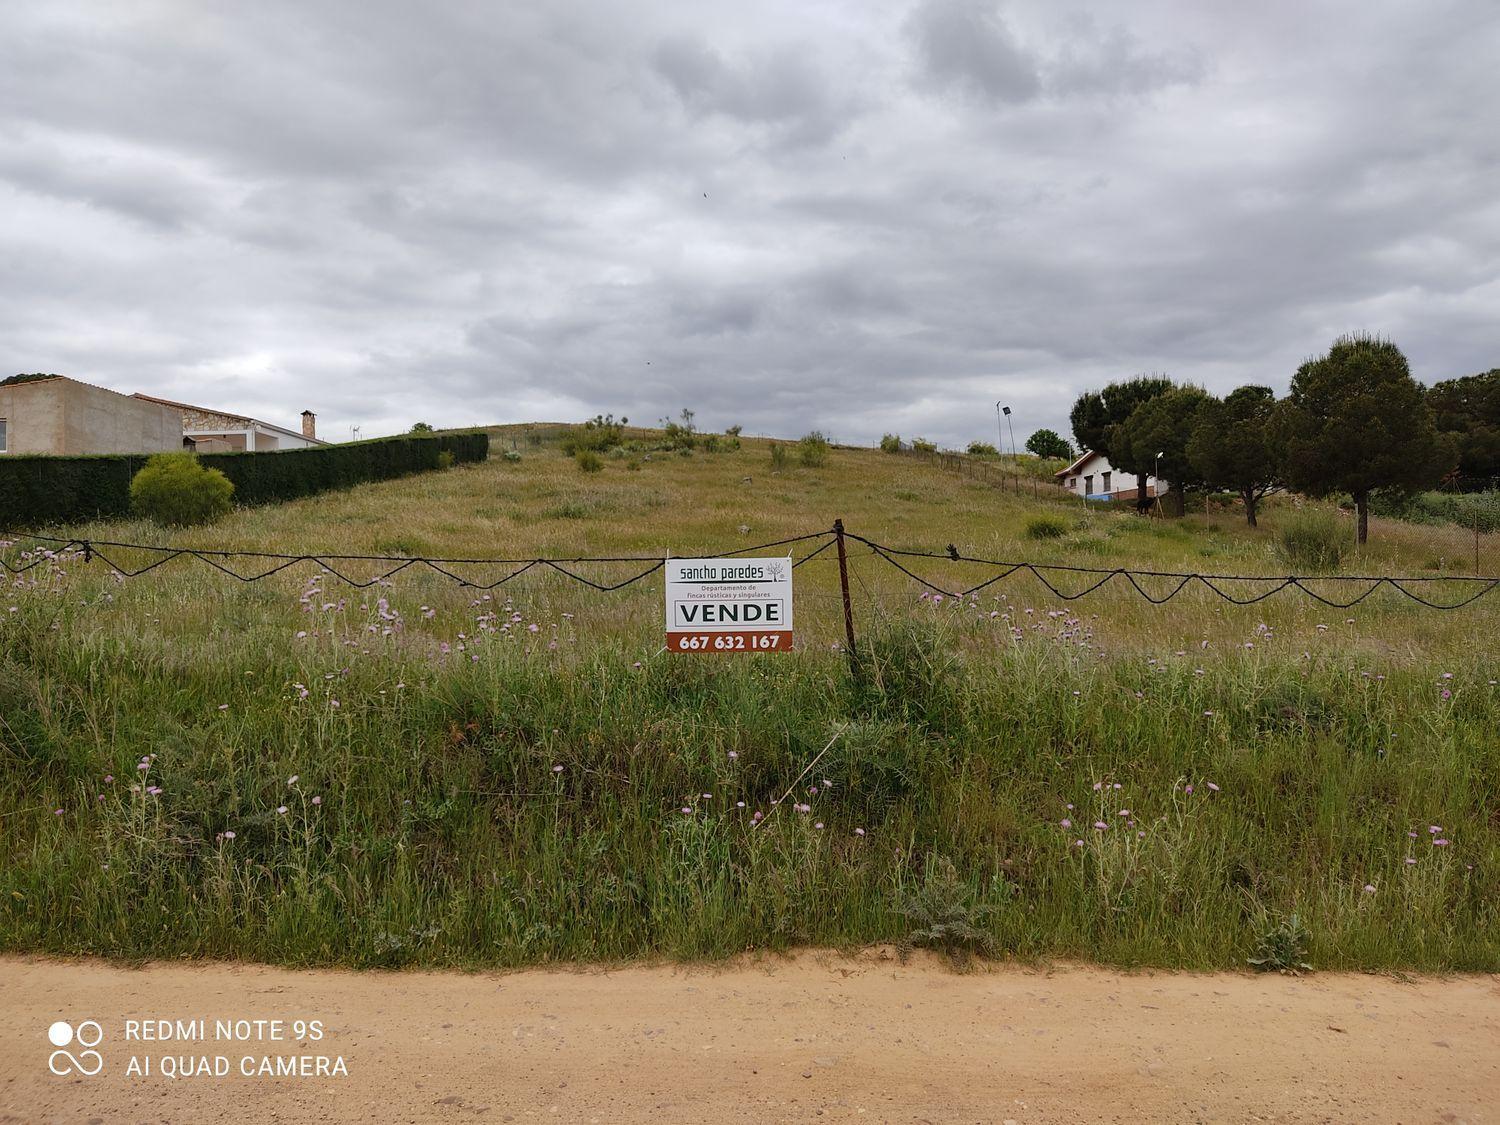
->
[131, 395, 326, 451]
[1054, 449, 1170, 502]
[0, 375, 185, 456]
[0, 374, 326, 456]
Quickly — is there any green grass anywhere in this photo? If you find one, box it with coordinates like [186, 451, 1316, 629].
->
[1, 427, 1497, 971]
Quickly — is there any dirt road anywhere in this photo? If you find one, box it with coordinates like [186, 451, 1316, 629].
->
[3, 951, 1496, 1123]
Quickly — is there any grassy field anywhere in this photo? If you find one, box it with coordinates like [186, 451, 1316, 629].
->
[2, 428, 1497, 971]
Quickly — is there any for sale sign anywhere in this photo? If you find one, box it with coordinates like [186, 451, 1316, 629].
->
[665, 557, 793, 653]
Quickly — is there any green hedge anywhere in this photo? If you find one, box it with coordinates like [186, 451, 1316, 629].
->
[0, 431, 488, 528]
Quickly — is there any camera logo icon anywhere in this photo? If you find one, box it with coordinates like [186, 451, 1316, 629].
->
[47, 1020, 104, 1076]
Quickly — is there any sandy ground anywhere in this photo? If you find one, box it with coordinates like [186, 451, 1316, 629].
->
[2, 951, 1496, 1124]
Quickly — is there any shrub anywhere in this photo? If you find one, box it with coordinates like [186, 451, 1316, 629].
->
[560, 414, 625, 455]
[1024, 515, 1069, 540]
[966, 441, 999, 457]
[797, 431, 830, 467]
[502, 450, 522, 463]
[1371, 489, 1500, 532]
[725, 424, 743, 437]
[436, 450, 455, 471]
[1275, 508, 1349, 571]
[575, 450, 603, 473]
[880, 433, 902, 453]
[129, 453, 234, 527]
[769, 442, 788, 471]
[660, 408, 697, 451]
[911, 438, 937, 454]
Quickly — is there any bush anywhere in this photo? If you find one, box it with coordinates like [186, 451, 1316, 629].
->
[436, 450, 455, 471]
[1024, 515, 1069, 540]
[1275, 509, 1349, 571]
[575, 450, 603, 473]
[560, 414, 625, 455]
[880, 433, 902, 453]
[502, 450, 522, 463]
[129, 453, 234, 527]
[966, 441, 999, 458]
[660, 408, 697, 451]
[1371, 489, 1500, 532]
[797, 431, 830, 467]
[725, 424, 743, 437]
[769, 442, 788, 471]
[911, 438, 937, 454]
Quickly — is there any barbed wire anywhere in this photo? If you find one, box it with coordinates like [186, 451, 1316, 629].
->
[2, 526, 1495, 609]
[0, 530, 835, 591]
[841, 532, 1498, 610]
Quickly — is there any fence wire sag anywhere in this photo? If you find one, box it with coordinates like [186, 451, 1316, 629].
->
[2, 525, 1494, 609]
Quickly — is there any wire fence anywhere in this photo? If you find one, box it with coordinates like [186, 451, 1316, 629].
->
[901, 446, 1063, 498]
[3, 524, 1496, 610]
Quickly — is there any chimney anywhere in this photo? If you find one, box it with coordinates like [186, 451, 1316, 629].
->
[301, 410, 316, 440]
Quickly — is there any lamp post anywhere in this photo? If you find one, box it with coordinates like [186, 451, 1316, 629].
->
[1002, 406, 1017, 462]
[1154, 451, 1164, 516]
[994, 402, 1004, 457]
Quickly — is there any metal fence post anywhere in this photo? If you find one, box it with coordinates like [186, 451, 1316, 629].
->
[834, 519, 858, 665]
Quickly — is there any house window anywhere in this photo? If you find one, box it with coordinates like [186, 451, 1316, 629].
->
[1102, 471, 1111, 492]
[1084, 474, 1094, 494]
[0, 417, 7, 453]
[1068, 477, 1077, 489]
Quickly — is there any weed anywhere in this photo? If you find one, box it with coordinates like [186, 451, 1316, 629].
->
[1247, 910, 1313, 975]
[897, 855, 999, 967]
[1025, 515, 1069, 540]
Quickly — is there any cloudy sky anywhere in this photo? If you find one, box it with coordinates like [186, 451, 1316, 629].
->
[2, 1, 1496, 448]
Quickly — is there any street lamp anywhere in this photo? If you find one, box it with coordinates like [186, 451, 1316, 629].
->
[1154, 451, 1164, 515]
[1002, 406, 1017, 462]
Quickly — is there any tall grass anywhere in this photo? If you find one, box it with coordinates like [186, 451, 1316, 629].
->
[1, 571, 1495, 971]
[1, 429, 1497, 971]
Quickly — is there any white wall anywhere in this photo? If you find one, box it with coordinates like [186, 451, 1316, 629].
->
[1059, 455, 1168, 498]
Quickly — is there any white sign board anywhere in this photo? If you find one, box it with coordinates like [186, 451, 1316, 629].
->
[664, 557, 793, 653]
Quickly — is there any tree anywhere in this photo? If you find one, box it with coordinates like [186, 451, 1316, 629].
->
[1187, 385, 1283, 527]
[1025, 428, 1072, 460]
[1070, 375, 1174, 458]
[1110, 386, 1213, 514]
[410, 421, 434, 433]
[1427, 369, 1500, 488]
[1277, 334, 1452, 544]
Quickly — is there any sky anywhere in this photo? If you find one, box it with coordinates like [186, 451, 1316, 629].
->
[2, 0, 1497, 449]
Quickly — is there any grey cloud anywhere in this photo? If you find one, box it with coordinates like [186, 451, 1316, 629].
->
[0, 0, 1496, 449]
[906, 0, 1042, 105]
[904, 0, 1200, 108]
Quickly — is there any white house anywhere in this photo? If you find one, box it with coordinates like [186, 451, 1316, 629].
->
[131, 394, 327, 452]
[1054, 449, 1170, 502]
